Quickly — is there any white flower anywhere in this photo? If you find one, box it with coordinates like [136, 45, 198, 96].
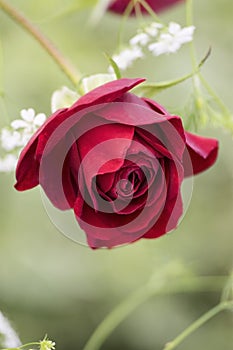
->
[168, 22, 195, 44]
[81, 73, 117, 94]
[110, 46, 144, 71]
[0, 128, 21, 151]
[0, 154, 18, 173]
[149, 22, 195, 56]
[0, 108, 47, 169]
[0, 311, 21, 347]
[11, 108, 46, 133]
[144, 22, 163, 37]
[130, 32, 150, 47]
[51, 86, 80, 113]
[9, 108, 46, 149]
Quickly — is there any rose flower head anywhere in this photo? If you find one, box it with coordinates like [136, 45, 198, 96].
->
[15, 78, 218, 249]
[108, 0, 184, 15]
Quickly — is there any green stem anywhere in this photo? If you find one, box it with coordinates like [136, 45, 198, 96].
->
[186, 0, 197, 68]
[199, 74, 231, 117]
[186, 0, 231, 124]
[1, 342, 40, 350]
[163, 301, 233, 350]
[82, 276, 226, 350]
[117, 0, 135, 49]
[0, 0, 81, 86]
[138, 0, 163, 23]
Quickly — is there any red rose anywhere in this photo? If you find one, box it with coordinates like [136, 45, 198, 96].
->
[108, 0, 184, 15]
[15, 78, 218, 249]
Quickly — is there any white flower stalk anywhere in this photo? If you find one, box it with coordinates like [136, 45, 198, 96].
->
[149, 22, 195, 56]
[0, 311, 21, 348]
[110, 21, 195, 72]
[51, 86, 80, 113]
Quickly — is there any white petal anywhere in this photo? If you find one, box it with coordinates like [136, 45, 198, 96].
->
[34, 113, 46, 126]
[0, 311, 21, 346]
[149, 42, 168, 56]
[0, 154, 18, 173]
[51, 86, 79, 113]
[20, 108, 35, 122]
[11, 119, 28, 130]
[81, 74, 116, 94]
[145, 22, 163, 37]
[130, 33, 150, 46]
[168, 22, 181, 35]
[0, 129, 21, 151]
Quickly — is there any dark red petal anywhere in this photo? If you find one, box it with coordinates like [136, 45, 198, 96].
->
[74, 164, 168, 248]
[184, 131, 219, 177]
[135, 115, 186, 162]
[143, 160, 184, 239]
[78, 122, 134, 209]
[38, 132, 80, 210]
[108, 0, 183, 15]
[15, 78, 145, 192]
[71, 78, 145, 110]
[142, 97, 168, 115]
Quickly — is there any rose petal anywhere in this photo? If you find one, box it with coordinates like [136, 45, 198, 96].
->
[108, 0, 183, 15]
[15, 78, 144, 191]
[184, 131, 219, 177]
[143, 160, 184, 238]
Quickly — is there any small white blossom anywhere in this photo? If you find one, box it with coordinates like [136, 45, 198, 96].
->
[51, 86, 80, 113]
[81, 73, 116, 94]
[149, 22, 195, 56]
[12, 108, 46, 133]
[0, 128, 21, 151]
[110, 46, 144, 71]
[0, 311, 21, 347]
[0, 108, 47, 173]
[168, 22, 195, 43]
[130, 32, 150, 47]
[144, 22, 163, 37]
[0, 154, 18, 173]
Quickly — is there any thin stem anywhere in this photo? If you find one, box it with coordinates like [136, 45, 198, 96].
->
[186, 0, 196, 68]
[82, 276, 226, 350]
[117, 0, 135, 49]
[163, 301, 233, 350]
[138, 0, 163, 23]
[1, 342, 40, 350]
[199, 74, 231, 117]
[186, 0, 231, 124]
[0, 0, 81, 86]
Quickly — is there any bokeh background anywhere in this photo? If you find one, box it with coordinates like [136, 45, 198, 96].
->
[0, 0, 232, 349]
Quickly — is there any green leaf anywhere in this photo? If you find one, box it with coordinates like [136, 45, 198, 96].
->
[104, 54, 122, 79]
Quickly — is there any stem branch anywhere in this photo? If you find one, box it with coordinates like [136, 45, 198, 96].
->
[164, 301, 233, 350]
[82, 275, 226, 350]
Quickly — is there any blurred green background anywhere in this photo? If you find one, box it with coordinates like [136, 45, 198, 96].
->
[0, 0, 232, 349]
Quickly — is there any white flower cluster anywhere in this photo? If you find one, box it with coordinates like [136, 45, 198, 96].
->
[148, 22, 195, 56]
[110, 21, 195, 71]
[0, 108, 46, 173]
